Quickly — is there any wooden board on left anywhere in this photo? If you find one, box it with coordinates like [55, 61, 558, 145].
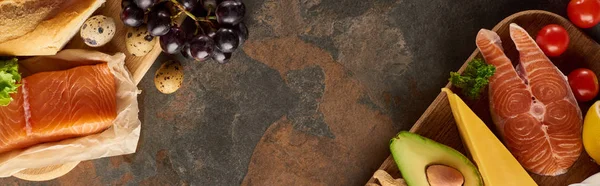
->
[13, 0, 162, 181]
[65, 0, 162, 85]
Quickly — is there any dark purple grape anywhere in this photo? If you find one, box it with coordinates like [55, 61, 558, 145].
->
[181, 43, 193, 59]
[212, 48, 231, 64]
[121, 0, 134, 8]
[153, 2, 171, 18]
[160, 26, 186, 54]
[177, 0, 198, 11]
[235, 22, 248, 46]
[189, 35, 215, 61]
[147, 4, 172, 36]
[121, 5, 144, 27]
[216, 0, 245, 25]
[134, 0, 157, 10]
[147, 17, 170, 36]
[214, 27, 239, 53]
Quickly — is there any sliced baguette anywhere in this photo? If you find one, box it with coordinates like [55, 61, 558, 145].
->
[0, 0, 106, 56]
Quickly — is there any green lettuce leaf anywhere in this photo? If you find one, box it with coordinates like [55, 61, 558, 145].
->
[0, 58, 21, 106]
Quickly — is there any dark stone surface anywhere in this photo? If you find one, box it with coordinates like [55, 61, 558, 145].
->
[3, 0, 570, 185]
[286, 66, 333, 138]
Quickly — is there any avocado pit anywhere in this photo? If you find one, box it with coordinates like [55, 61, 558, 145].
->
[426, 165, 464, 186]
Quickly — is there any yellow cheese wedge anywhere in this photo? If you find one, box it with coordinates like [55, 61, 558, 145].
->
[442, 88, 537, 186]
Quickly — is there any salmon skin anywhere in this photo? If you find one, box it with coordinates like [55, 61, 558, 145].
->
[475, 23, 582, 176]
[0, 63, 116, 154]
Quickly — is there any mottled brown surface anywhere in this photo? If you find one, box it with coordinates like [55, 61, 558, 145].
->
[2, 0, 571, 185]
[242, 36, 397, 185]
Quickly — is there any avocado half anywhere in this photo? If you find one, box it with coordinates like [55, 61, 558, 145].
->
[390, 131, 483, 186]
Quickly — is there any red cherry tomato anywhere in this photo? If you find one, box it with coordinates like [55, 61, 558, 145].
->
[535, 24, 570, 57]
[568, 68, 599, 102]
[567, 0, 600, 28]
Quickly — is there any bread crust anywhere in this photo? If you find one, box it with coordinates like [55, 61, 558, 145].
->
[0, 0, 106, 56]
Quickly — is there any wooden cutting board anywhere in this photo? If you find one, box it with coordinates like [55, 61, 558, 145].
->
[65, 0, 162, 85]
[12, 0, 161, 181]
[367, 10, 600, 185]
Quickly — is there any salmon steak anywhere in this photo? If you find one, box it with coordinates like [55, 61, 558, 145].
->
[475, 24, 582, 176]
[0, 63, 116, 154]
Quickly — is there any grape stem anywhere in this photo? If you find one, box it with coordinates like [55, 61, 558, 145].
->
[171, 11, 184, 19]
[169, 0, 218, 23]
[204, 8, 216, 29]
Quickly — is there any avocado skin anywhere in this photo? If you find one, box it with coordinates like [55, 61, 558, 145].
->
[390, 131, 483, 186]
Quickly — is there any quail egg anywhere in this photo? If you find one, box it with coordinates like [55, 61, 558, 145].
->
[155, 60, 184, 94]
[126, 25, 157, 57]
[80, 15, 116, 47]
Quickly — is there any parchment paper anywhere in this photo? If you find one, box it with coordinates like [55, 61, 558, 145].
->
[0, 49, 141, 177]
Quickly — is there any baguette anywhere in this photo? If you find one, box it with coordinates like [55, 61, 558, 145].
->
[0, 0, 106, 56]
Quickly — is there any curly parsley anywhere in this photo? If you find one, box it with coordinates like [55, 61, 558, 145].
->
[449, 58, 495, 99]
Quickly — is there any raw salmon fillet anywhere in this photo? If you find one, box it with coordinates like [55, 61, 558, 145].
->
[475, 24, 582, 176]
[0, 63, 116, 154]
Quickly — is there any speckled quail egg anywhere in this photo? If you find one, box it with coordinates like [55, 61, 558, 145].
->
[155, 60, 184, 94]
[126, 26, 157, 57]
[80, 15, 116, 47]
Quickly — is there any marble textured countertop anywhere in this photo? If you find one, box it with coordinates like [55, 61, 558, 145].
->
[4, 0, 568, 185]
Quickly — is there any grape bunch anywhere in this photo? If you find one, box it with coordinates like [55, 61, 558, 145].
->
[120, 0, 247, 63]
